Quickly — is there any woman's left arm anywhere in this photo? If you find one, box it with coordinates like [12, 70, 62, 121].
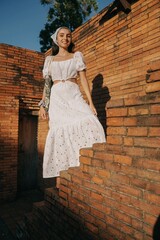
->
[79, 70, 97, 115]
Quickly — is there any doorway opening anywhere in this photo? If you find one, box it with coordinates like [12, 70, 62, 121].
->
[17, 113, 38, 192]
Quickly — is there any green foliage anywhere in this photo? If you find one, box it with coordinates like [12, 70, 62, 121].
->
[39, 0, 98, 52]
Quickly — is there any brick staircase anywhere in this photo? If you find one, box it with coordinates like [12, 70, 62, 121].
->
[16, 93, 160, 240]
[16, 187, 95, 240]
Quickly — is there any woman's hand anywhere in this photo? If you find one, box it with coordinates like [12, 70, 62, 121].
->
[89, 103, 97, 115]
[39, 106, 48, 120]
[79, 71, 97, 116]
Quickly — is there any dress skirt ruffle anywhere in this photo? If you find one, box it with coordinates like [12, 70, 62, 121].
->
[43, 81, 106, 178]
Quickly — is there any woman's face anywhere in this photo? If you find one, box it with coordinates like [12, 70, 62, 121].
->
[57, 28, 72, 49]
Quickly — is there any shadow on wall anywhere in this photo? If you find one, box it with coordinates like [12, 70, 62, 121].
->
[153, 215, 160, 240]
[91, 74, 111, 136]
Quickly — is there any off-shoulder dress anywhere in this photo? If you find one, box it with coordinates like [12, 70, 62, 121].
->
[42, 51, 106, 178]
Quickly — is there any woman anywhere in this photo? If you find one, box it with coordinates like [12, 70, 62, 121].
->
[39, 27, 106, 188]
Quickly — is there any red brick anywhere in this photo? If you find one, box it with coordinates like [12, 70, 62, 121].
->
[133, 158, 160, 172]
[80, 210, 95, 224]
[144, 213, 157, 226]
[81, 164, 95, 175]
[123, 146, 145, 157]
[80, 156, 91, 165]
[60, 185, 71, 195]
[137, 167, 159, 182]
[148, 127, 160, 136]
[105, 225, 126, 240]
[143, 223, 153, 236]
[95, 218, 106, 229]
[107, 136, 123, 145]
[131, 198, 160, 215]
[93, 151, 114, 161]
[80, 148, 94, 157]
[124, 117, 137, 126]
[146, 182, 160, 195]
[111, 173, 130, 184]
[91, 208, 105, 220]
[96, 169, 111, 178]
[128, 106, 149, 116]
[107, 99, 124, 108]
[134, 137, 160, 148]
[85, 222, 98, 234]
[69, 196, 90, 212]
[59, 191, 68, 200]
[91, 176, 104, 185]
[90, 191, 104, 202]
[127, 127, 148, 136]
[91, 159, 105, 168]
[103, 162, 121, 173]
[72, 191, 85, 201]
[143, 192, 160, 205]
[116, 183, 142, 198]
[112, 191, 131, 203]
[123, 137, 134, 146]
[60, 171, 71, 181]
[144, 147, 160, 159]
[78, 186, 91, 196]
[72, 175, 83, 185]
[132, 218, 143, 230]
[92, 143, 106, 151]
[150, 104, 160, 114]
[114, 154, 132, 165]
[107, 117, 124, 126]
[107, 108, 127, 117]
[59, 198, 69, 208]
[107, 127, 126, 135]
[113, 210, 132, 225]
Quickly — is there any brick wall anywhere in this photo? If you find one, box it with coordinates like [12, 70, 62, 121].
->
[58, 92, 160, 239]
[72, 0, 160, 100]
[18, 92, 160, 240]
[0, 44, 44, 201]
[0, 96, 19, 201]
[1, 0, 160, 237]
[16, 0, 160, 239]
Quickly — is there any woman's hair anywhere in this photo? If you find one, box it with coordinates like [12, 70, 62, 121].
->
[51, 41, 75, 55]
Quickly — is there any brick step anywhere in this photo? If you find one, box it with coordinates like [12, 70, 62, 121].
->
[32, 200, 46, 214]
[16, 213, 33, 240]
[44, 187, 61, 211]
[44, 187, 60, 203]
[20, 187, 95, 240]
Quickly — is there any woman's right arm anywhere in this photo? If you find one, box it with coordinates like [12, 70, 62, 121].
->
[39, 56, 52, 120]
[39, 87, 48, 120]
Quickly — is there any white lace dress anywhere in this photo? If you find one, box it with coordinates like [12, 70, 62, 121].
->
[42, 51, 106, 178]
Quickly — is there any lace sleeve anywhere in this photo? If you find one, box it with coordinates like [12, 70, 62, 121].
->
[74, 51, 86, 72]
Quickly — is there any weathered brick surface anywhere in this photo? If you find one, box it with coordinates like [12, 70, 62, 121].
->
[72, 0, 160, 101]
[18, 93, 159, 239]
[57, 93, 160, 239]
[0, 44, 45, 201]
[1, 0, 160, 239]
[0, 96, 19, 201]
